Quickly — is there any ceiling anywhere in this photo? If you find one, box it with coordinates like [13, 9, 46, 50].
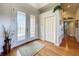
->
[29, 3, 79, 13]
[28, 3, 49, 9]
[61, 3, 79, 19]
[62, 3, 79, 14]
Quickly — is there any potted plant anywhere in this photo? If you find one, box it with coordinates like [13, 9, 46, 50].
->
[3, 28, 11, 54]
[53, 5, 62, 12]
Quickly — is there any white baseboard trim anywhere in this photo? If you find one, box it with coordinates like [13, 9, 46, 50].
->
[11, 38, 38, 49]
[17, 50, 21, 56]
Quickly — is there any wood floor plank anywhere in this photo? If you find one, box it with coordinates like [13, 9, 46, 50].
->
[5, 35, 79, 56]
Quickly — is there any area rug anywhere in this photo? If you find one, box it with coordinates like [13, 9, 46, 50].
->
[18, 41, 45, 56]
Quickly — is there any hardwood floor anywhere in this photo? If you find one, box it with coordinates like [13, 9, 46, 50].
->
[5, 35, 79, 56]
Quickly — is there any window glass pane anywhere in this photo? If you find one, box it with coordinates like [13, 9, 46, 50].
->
[17, 11, 26, 41]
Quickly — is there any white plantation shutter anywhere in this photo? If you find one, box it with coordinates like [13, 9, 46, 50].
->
[17, 11, 26, 41]
[30, 15, 35, 37]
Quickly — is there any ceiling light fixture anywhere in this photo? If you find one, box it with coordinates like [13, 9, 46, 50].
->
[67, 5, 70, 8]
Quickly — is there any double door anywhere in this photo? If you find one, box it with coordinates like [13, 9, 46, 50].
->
[40, 13, 55, 43]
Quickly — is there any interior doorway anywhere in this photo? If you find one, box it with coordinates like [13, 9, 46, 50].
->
[63, 20, 75, 37]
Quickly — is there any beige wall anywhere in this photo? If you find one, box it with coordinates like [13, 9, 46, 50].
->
[62, 11, 75, 19]
[75, 7, 79, 42]
[75, 8, 79, 20]
[68, 21, 75, 36]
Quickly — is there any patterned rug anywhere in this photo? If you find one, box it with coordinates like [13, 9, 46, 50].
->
[18, 41, 45, 56]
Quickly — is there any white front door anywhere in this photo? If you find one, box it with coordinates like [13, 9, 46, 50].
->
[45, 16, 54, 43]
[40, 10, 55, 43]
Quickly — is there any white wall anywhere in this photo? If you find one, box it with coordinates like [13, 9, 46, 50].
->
[0, 4, 12, 53]
[0, 4, 39, 53]
[55, 10, 64, 46]
[39, 6, 64, 46]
